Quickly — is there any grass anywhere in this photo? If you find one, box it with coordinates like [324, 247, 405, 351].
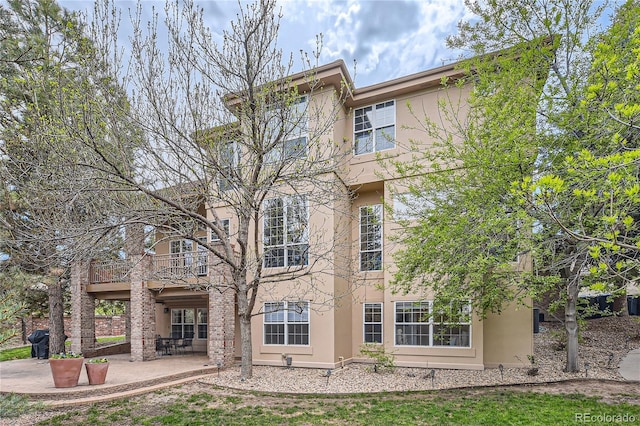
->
[0, 336, 125, 362]
[17, 389, 640, 425]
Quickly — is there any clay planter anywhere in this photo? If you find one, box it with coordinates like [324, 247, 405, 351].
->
[85, 362, 110, 385]
[49, 357, 84, 388]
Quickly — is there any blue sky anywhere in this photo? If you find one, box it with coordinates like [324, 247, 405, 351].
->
[58, 0, 472, 88]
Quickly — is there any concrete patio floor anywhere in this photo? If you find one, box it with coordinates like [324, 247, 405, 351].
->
[0, 353, 220, 406]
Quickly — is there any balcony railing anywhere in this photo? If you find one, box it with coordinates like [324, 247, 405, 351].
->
[89, 252, 212, 284]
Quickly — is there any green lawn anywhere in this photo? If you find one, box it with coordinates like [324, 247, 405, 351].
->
[0, 336, 125, 362]
[4, 388, 637, 425]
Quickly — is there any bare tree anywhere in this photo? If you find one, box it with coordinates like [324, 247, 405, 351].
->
[65, 0, 354, 378]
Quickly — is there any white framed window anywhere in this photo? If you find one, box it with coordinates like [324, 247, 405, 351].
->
[266, 95, 308, 162]
[171, 308, 195, 339]
[359, 204, 383, 271]
[363, 303, 383, 343]
[211, 218, 230, 241]
[395, 301, 430, 346]
[354, 100, 395, 155]
[394, 301, 471, 347]
[170, 239, 207, 276]
[432, 301, 471, 347]
[263, 195, 309, 268]
[196, 237, 208, 276]
[219, 141, 239, 191]
[170, 239, 193, 276]
[197, 308, 208, 339]
[264, 301, 309, 345]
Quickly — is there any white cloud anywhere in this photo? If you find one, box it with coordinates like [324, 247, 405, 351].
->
[60, 0, 470, 87]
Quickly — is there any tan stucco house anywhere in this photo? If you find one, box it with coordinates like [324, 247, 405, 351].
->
[69, 59, 533, 371]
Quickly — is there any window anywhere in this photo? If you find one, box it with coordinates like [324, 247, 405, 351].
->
[359, 205, 383, 271]
[263, 195, 309, 268]
[197, 308, 208, 339]
[264, 301, 309, 345]
[170, 239, 193, 276]
[219, 141, 239, 191]
[395, 301, 430, 346]
[211, 218, 230, 241]
[170, 239, 207, 276]
[196, 237, 208, 276]
[432, 301, 471, 347]
[394, 301, 471, 347]
[354, 100, 395, 155]
[171, 309, 195, 339]
[266, 96, 308, 162]
[363, 303, 383, 343]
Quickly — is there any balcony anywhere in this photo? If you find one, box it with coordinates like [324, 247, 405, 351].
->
[90, 252, 213, 284]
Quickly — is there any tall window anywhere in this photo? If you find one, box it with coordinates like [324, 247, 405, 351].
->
[197, 308, 208, 339]
[264, 301, 309, 345]
[263, 195, 308, 268]
[211, 218, 230, 241]
[171, 309, 195, 339]
[363, 303, 383, 343]
[354, 100, 395, 155]
[170, 239, 193, 276]
[394, 301, 471, 347]
[170, 239, 207, 276]
[219, 141, 239, 191]
[359, 205, 383, 271]
[266, 96, 308, 162]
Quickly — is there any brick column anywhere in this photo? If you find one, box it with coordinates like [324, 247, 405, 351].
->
[124, 301, 131, 343]
[126, 224, 156, 362]
[208, 282, 235, 367]
[129, 255, 156, 361]
[70, 260, 95, 355]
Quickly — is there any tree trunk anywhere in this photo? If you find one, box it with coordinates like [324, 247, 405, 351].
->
[47, 273, 66, 355]
[564, 276, 580, 372]
[239, 314, 253, 379]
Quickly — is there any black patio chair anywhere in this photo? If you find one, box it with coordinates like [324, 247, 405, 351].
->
[176, 338, 193, 354]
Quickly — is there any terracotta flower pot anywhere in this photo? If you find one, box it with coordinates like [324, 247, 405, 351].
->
[49, 357, 84, 388]
[85, 362, 109, 385]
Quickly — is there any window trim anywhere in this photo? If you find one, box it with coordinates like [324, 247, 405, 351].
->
[263, 301, 310, 346]
[196, 308, 208, 339]
[363, 302, 383, 344]
[359, 204, 383, 271]
[354, 100, 396, 155]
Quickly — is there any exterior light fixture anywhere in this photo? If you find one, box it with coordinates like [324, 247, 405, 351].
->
[498, 364, 504, 381]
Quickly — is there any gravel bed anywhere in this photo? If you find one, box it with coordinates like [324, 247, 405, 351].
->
[200, 317, 640, 394]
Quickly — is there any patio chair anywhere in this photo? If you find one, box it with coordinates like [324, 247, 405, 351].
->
[176, 338, 193, 354]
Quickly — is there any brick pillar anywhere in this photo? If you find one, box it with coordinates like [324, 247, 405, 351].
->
[208, 282, 235, 367]
[70, 260, 95, 355]
[124, 301, 131, 343]
[129, 255, 156, 361]
[126, 224, 156, 362]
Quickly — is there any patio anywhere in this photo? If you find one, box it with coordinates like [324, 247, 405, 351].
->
[0, 353, 219, 406]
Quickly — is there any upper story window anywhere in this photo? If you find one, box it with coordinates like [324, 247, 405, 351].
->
[263, 195, 309, 268]
[266, 96, 308, 162]
[219, 141, 239, 191]
[210, 218, 230, 241]
[359, 204, 383, 271]
[354, 100, 395, 155]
